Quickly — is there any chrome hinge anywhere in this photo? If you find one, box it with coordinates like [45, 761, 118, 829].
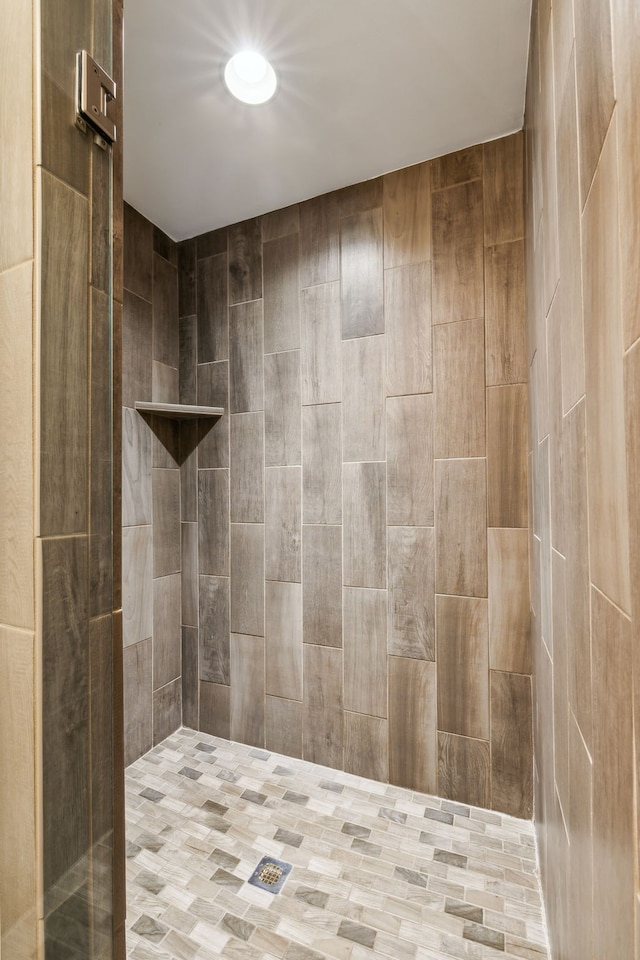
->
[75, 50, 116, 144]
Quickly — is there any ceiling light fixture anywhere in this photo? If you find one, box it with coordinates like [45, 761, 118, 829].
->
[224, 51, 277, 105]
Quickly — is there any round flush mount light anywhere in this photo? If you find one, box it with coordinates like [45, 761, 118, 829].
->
[224, 51, 277, 105]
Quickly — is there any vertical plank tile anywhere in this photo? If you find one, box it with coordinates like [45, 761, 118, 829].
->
[265, 466, 301, 583]
[432, 180, 484, 325]
[343, 462, 386, 589]
[383, 161, 431, 267]
[198, 468, 229, 576]
[261, 204, 299, 242]
[434, 318, 485, 458]
[265, 580, 303, 701]
[301, 281, 342, 406]
[265, 350, 301, 466]
[302, 403, 342, 524]
[182, 626, 199, 730]
[384, 262, 432, 397]
[152, 468, 180, 576]
[199, 681, 230, 740]
[388, 526, 435, 660]
[582, 119, 631, 613]
[574, 0, 615, 203]
[197, 360, 229, 469]
[485, 240, 527, 386]
[302, 525, 342, 648]
[490, 671, 533, 817]
[342, 335, 385, 462]
[437, 733, 491, 809]
[230, 523, 264, 637]
[228, 219, 262, 304]
[435, 459, 488, 598]
[436, 595, 489, 740]
[389, 656, 436, 793]
[387, 394, 433, 525]
[340, 209, 384, 338]
[229, 300, 264, 413]
[486, 384, 529, 528]
[181, 521, 198, 626]
[299, 193, 340, 288]
[488, 528, 531, 673]
[122, 291, 152, 408]
[230, 634, 265, 748]
[196, 228, 227, 260]
[178, 238, 196, 318]
[265, 697, 303, 759]
[152, 678, 182, 745]
[197, 253, 228, 363]
[303, 645, 344, 769]
[152, 361, 178, 404]
[483, 133, 525, 245]
[230, 413, 264, 523]
[152, 253, 178, 367]
[567, 714, 594, 959]
[123, 203, 152, 301]
[263, 233, 300, 353]
[344, 713, 388, 782]
[199, 575, 230, 685]
[122, 526, 152, 647]
[123, 638, 152, 766]
[152, 574, 181, 689]
[343, 587, 387, 718]
[432, 146, 483, 191]
[122, 407, 152, 526]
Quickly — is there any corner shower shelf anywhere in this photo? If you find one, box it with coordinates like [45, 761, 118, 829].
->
[135, 401, 224, 420]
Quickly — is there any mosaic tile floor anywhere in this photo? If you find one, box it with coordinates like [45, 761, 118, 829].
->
[125, 728, 549, 960]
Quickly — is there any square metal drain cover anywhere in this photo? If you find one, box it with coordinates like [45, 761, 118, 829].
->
[248, 855, 292, 894]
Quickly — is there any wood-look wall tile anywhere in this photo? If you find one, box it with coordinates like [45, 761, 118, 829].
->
[229, 220, 262, 305]
[301, 281, 342, 406]
[485, 240, 527, 386]
[180, 422, 198, 521]
[230, 524, 264, 637]
[199, 576, 230, 685]
[264, 233, 300, 353]
[344, 713, 388, 782]
[123, 638, 152, 766]
[486, 384, 529, 528]
[181, 522, 198, 627]
[490, 671, 533, 817]
[123, 203, 152, 301]
[591, 587, 635, 959]
[384, 262, 432, 397]
[229, 300, 264, 413]
[40, 171, 88, 535]
[265, 581, 303, 700]
[435, 459, 487, 598]
[302, 525, 342, 648]
[265, 466, 301, 582]
[336, 177, 383, 218]
[432, 146, 483, 191]
[41, 72, 90, 196]
[343, 587, 387, 718]
[432, 180, 484, 325]
[434, 318, 485, 458]
[198, 468, 229, 576]
[196, 228, 227, 261]
[230, 413, 264, 523]
[122, 408, 151, 526]
[299, 193, 340, 288]
[340, 209, 384, 338]
[152, 679, 181, 746]
[153, 225, 176, 264]
[436, 595, 489, 740]
[303, 645, 343, 769]
[574, 0, 615, 204]
[122, 291, 152, 408]
[389, 656, 436, 793]
[179, 316, 197, 405]
[152, 361, 178, 404]
[483, 133, 525, 245]
[540, 17, 561, 317]
[199, 681, 230, 740]
[265, 697, 303, 759]
[437, 733, 491, 809]
[567, 714, 594, 960]
[552, 548, 569, 811]
[582, 119, 631, 613]
[488, 528, 531, 674]
[122, 525, 152, 647]
[387, 394, 433, 524]
[152, 574, 181, 689]
[343, 462, 386, 589]
[91, 141, 111, 295]
[383, 161, 431, 268]
[197, 253, 228, 363]
[152, 253, 178, 367]
[197, 360, 229, 469]
[342, 335, 385, 462]
[152, 468, 180, 577]
[388, 526, 435, 660]
[302, 404, 342, 524]
[178, 239, 196, 318]
[230, 634, 265, 748]
[265, 350, 301, 466]
[261, 204, 299, 242]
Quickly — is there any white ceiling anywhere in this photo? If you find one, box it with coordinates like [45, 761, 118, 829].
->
[123, 0, 532, 242]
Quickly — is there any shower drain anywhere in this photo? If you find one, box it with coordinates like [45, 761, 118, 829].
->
[248, 855, 292, 894]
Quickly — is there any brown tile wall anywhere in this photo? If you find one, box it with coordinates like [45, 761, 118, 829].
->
[168, 134, 533, 817]
[525, 0, 640, 955]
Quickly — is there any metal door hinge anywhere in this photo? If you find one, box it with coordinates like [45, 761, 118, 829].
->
[75, 50, 116, 144]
